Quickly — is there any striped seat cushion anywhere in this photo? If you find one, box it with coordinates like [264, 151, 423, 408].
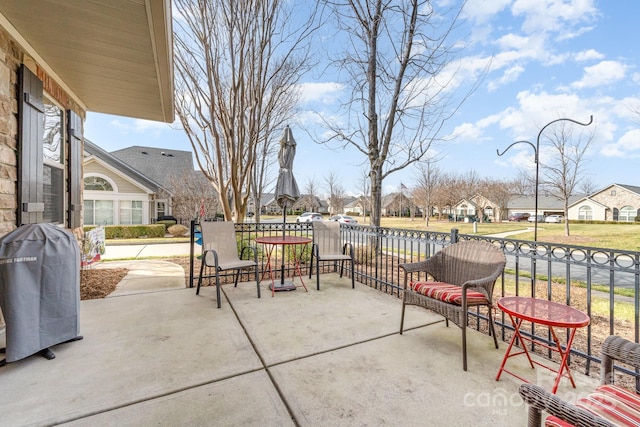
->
[544, 384, 640, 426]
[409, 281, 489, 306]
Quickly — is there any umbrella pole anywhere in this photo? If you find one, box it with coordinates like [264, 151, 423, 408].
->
[281, 208, 286, 284]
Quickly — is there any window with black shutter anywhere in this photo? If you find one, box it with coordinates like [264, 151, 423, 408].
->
[18, 64, 84, 228]
[18, 65, 44, 225]
[68, 110, 83, 228]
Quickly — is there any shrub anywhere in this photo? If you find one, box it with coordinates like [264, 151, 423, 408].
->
[167, 224, 188, 237]
[83, 224, 165, 239]
[156, 219, 177, 231]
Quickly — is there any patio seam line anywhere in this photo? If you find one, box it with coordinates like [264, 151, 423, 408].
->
[222, 287, 301, 427]
[264, 330, 403, 369]
[41, 368, 267, 426]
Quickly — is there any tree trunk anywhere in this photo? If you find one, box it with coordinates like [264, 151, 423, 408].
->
[370, 168, 382, 227]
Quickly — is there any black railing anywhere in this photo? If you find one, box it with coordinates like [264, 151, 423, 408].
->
[189, 221, 640, 386]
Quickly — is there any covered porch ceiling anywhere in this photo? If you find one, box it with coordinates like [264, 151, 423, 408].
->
[0, 0, 174, 123]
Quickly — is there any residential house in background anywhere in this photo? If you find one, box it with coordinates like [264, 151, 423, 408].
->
[506, 195, 582, 219]
[344, 196, 368, 216]
[84, 143, 215, 225]
[84, 141, 168, 225]
[260, 194, 329, 215]
[381, 192, 420, 217]
[568, 183, 640, 222]
[0, 1, 173, 235]
[111, 146, 200, 222]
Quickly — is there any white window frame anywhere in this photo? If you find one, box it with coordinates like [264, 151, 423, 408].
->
[620, 205, 636, 222]
[42, 94, 65, 224]
[578, 205, 593, 220]
[119, 200, 144, 225]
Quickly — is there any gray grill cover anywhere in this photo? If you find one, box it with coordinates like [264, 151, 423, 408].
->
[0, 224, 80, 362]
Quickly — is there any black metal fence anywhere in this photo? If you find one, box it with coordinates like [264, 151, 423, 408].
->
[189, 220, 640, 386]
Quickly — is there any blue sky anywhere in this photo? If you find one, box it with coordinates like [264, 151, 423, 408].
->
[85, 0, 640, 197]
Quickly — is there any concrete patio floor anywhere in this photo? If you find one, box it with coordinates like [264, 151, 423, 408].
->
[0, 274, 599, 426]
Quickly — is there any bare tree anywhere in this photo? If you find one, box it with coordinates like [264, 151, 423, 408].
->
[173, 0, 317, 222]
[413, 159, 441, 226]
[459, 170, 482, 199]
[356, 168, 371, 222]
[579, 177, 598, 196]
[432, 172, 465, 221]
[324, 171, 346, 215]
[511, 169, 535, 196]
[294, 177, 321, 213]
[539, 120, 596, 236]
[477, 179, 512, 223]
[250, 130, 279, 224]
[163, 170, 220, 221]
[319, 0, 480, 227]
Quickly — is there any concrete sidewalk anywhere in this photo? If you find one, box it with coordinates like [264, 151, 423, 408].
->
[0, 273, 599, 426]
[101, 241, 192, 260]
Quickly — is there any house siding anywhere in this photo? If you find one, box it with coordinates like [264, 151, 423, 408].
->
[589, 186, 640, 221]
[568, 199, 607, 221]
[84, 160, 148, 195]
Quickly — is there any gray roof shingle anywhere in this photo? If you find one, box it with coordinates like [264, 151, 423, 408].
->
[110, 146, 195, 189]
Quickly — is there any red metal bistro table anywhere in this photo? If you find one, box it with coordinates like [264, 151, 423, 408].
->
[255, 236, 312, 297]
[495, 296, 590, 394]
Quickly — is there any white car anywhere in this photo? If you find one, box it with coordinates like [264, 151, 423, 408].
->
[329, 214, 358, 224]
[528, 215, 545, 223]
[545, 215, 564, 223]
[295, 212, 323, 222]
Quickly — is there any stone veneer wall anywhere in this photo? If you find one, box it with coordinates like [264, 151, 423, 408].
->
[590, 186, 640, 221]
[0, 27, 21, 236]
[0, 26, 85, 237]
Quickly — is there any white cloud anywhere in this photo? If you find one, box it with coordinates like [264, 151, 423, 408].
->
[451, 122, 483, 140]
[571, 60, 627, 89]
[495, 33, 531, 51]
[463, 0, 511, 24]
[298, 82, 344, 104]
[488, 65, 525, 91]
[601, 129, 640, 158]
[133, 119, 175, 133]
[107, 118, 174, 136]
[574, 49, 604, 62]
[511, 0, 598, 35]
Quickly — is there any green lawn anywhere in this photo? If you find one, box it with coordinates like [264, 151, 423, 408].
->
[262, 215, 640, 250]
[376, 217, 640, 251]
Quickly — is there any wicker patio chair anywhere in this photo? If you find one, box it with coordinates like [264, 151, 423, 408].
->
[196, 221, 260, 308]
[519, 335, 640, 427]
[309, 221, 354, 290]
[399, 240, 506, 371]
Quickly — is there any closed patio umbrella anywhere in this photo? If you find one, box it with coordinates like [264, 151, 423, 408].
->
[273, 126, 300, 291]
[275, 125, 300, 218]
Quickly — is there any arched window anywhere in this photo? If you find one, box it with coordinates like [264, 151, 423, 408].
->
[613, 208, 619, 221]
[84, 176, 113, 191]
[578, 205, 593, 220]
[619, 206, 636, 222]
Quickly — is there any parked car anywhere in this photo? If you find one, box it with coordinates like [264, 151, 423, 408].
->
[545, 215, 565, 223]
[295, 212, 323, 223]
[329, 214, 358, 224]
[528, 215, 545, 223]
[508, 212, 530, 222]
